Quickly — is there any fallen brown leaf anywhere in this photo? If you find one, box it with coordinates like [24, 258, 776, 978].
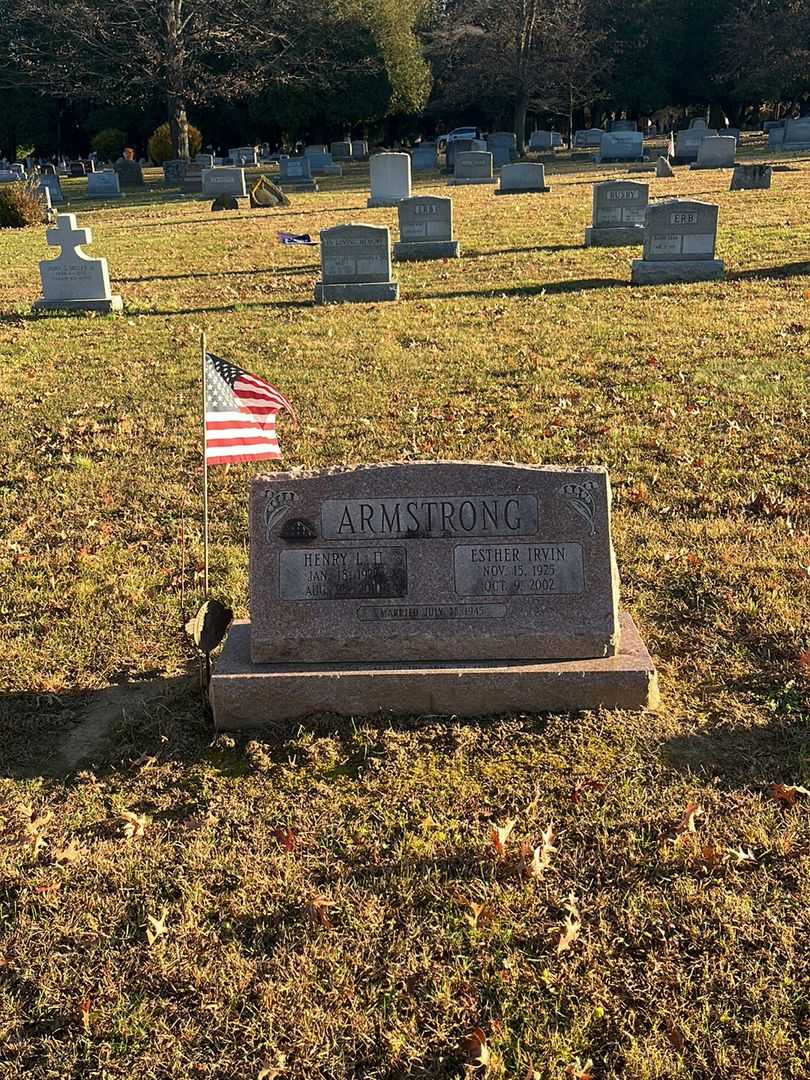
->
[565, 1057, 594, 1080]
[770, 783, 810, 807]
[726, 845, 756, 866]
[80, 997, 91, 1034]
[121, 810, 149, 840]
[557, 914, 581, 955]
[271, 827, 298, 853]
[665, 1018, 685, 1051]
[34, 881, 62, 896]
[676, 801, 702, 834]
[491, 817, 517, 858]
[309, 894, 336, 929]
[571, 780, 606, 805]
[798, 650, 810, 676]
[54, 839, 83, 864]
[461, 1027, 490, 1068]
[529, 825, 556, 878]
[183, 812, 219, 832]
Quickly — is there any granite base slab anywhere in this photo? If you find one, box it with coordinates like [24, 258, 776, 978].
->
[494, 186, 550, 195]
[367, 197, 406, 207]
[585, 225, 643, 247]
[394, 239, 460, 261]
[314, 280, 399, 304]
[34, 295, 123, 312]
[631, 259, 724, 284]
[211, 613, 659, 731]
[448, 177, 498, 186]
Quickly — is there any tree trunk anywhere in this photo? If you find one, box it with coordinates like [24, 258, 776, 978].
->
[514, 94, 529, 154]
[709, 102, 726, 129]
[164, 0, 189, 159]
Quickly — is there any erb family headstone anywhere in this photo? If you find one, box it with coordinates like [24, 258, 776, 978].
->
[201, 168, 247, 198]
[209, 462, 658, 728]
[279, 156, 318, 192]
[314, 223, 399, 303]
[730, 164, 772, 191]
[451, 151, 496, 185]
[585, 180, 647, 246]
[87, 170, 122, 197]
[496, 163, 549, 194]
[394, 196, 460, 261]
[367, 153, 411, 207]
[34, 213, 122, 313]
[631, 199, 724, 284]
[690, 136, 736, 170]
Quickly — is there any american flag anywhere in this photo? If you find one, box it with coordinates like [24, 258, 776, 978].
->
[204, 352, 297, 466]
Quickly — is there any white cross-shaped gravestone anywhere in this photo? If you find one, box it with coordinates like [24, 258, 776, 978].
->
[34, 213, 122, 313]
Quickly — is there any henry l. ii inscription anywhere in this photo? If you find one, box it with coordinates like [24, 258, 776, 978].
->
[280, 547, 407, 600]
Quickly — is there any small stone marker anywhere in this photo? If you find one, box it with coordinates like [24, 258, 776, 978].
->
[690, 135, 736, 170]
[394, 195, 460, 261]
[113, 157, 145, 188]
[209, 462, 659, 729]
[411, 142, 438, 171]
[201, 167, 247, 198]
[656, 156, 674, 178]
[597, 131, 644, 163]
[34, 212, 122, 313]
[352, 139, 368, 160]
[38, 173, 64, 205]
[279, 156, 318, 192]
[451, 150, 496, 185]
[367, 152, 412, 207]
[529, 130, 561, 151]
[730, 164, 772, 191]
[631, 198, 724, 284]
[250, 176, 290, 207]
[211, 194, 239, 211]
[585, 180, 647, 247]
[314, 223, 399, 304]
[69, 161, 86, 177]
[195, 153, 214, 168]
[87, 170, 121, 197]
[496, 163, 549, 194]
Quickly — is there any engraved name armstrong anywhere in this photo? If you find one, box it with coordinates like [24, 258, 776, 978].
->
[321, 494, 538, 539]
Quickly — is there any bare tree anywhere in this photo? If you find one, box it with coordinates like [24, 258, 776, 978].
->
[3, 0, 332, 157]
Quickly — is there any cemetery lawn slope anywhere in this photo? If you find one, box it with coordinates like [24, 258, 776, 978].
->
[0, 154, 809, 1079]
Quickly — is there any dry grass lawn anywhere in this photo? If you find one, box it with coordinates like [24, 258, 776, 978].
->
[0, 141, 809, 1079]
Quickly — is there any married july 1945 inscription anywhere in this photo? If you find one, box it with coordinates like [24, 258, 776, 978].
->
[249, 463, 620, 665]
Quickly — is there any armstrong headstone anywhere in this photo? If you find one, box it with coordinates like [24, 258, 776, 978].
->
[34, 213, 122, 312]
[394, 195, 459, 261]
[209, 462, 658, 728]
[585, 179, 647, 246]
[631, 198, 724, 284]
[314, 223, 399, 303]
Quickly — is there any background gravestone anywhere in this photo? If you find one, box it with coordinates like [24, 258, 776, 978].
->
[496, 163, 549, 194]
[673, 128, 717, 162]
[315, 223, 399, 303]
[394, 195, 460, 261]
[411, 143, 438, 172]
[209, 462, 658, 729]
[201, 168, 247, 198]
[690, 136, 737, 170]
[597, 131, 644, 162]
[87, 171, 121, 198]
[632, 198, 724, 284]
[730, 164, 772, 191]
[451, 150, 496, 185]
[331, 141, 353, 161]
[279, 156, 317, 191]
[585, 179, 647, 246]
[574, 129, 604, 148]
[367, 153, 411, 207]
[38, 173, 64, 205]
[351, 139, 368, 160]
[114, 158, 145, 188]
[486, 131, 517, 168]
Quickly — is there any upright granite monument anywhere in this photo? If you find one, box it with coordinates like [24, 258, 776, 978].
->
[210, 462, 659, 728]
[34, 213, 123, 312]
[314, 223, 399, 303]
[585, 180, 647, 246]
[394, 195, 460, 261]
[631, 198, 724, 284]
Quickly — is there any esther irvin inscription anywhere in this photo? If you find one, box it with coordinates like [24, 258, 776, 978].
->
[250, 463, 620, 664]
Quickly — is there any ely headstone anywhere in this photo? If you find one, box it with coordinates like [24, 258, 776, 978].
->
[496, 162, 549, 194]
[394, 195, 459, 261]
[585, 179, 647, 246]
[314, 223, 399, 303]
[34, 213, 122, 312]
[631, 198, 724, 284]
[209, 462, 658, 728]
[367, 153, 411, 207]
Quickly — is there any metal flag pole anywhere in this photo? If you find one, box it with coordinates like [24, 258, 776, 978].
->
[201, 330, 209, 596]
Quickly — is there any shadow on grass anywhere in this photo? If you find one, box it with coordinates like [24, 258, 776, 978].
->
[465, 244, 583, 257]
[728, 261, 810, 282]
[0, 674, 205, 779]
[108, 207, 360, 230]
[415, 277, 627, 301]
[660, 721, 809, 790]
[115, 264, 319, 283]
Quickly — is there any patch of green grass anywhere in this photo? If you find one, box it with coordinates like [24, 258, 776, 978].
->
[0, 148, 809, 1078]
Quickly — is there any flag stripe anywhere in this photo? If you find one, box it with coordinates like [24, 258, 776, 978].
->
[206, 436, 280, 449]
[206, 448, 282, 464]
[204, 351, 294, 467]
